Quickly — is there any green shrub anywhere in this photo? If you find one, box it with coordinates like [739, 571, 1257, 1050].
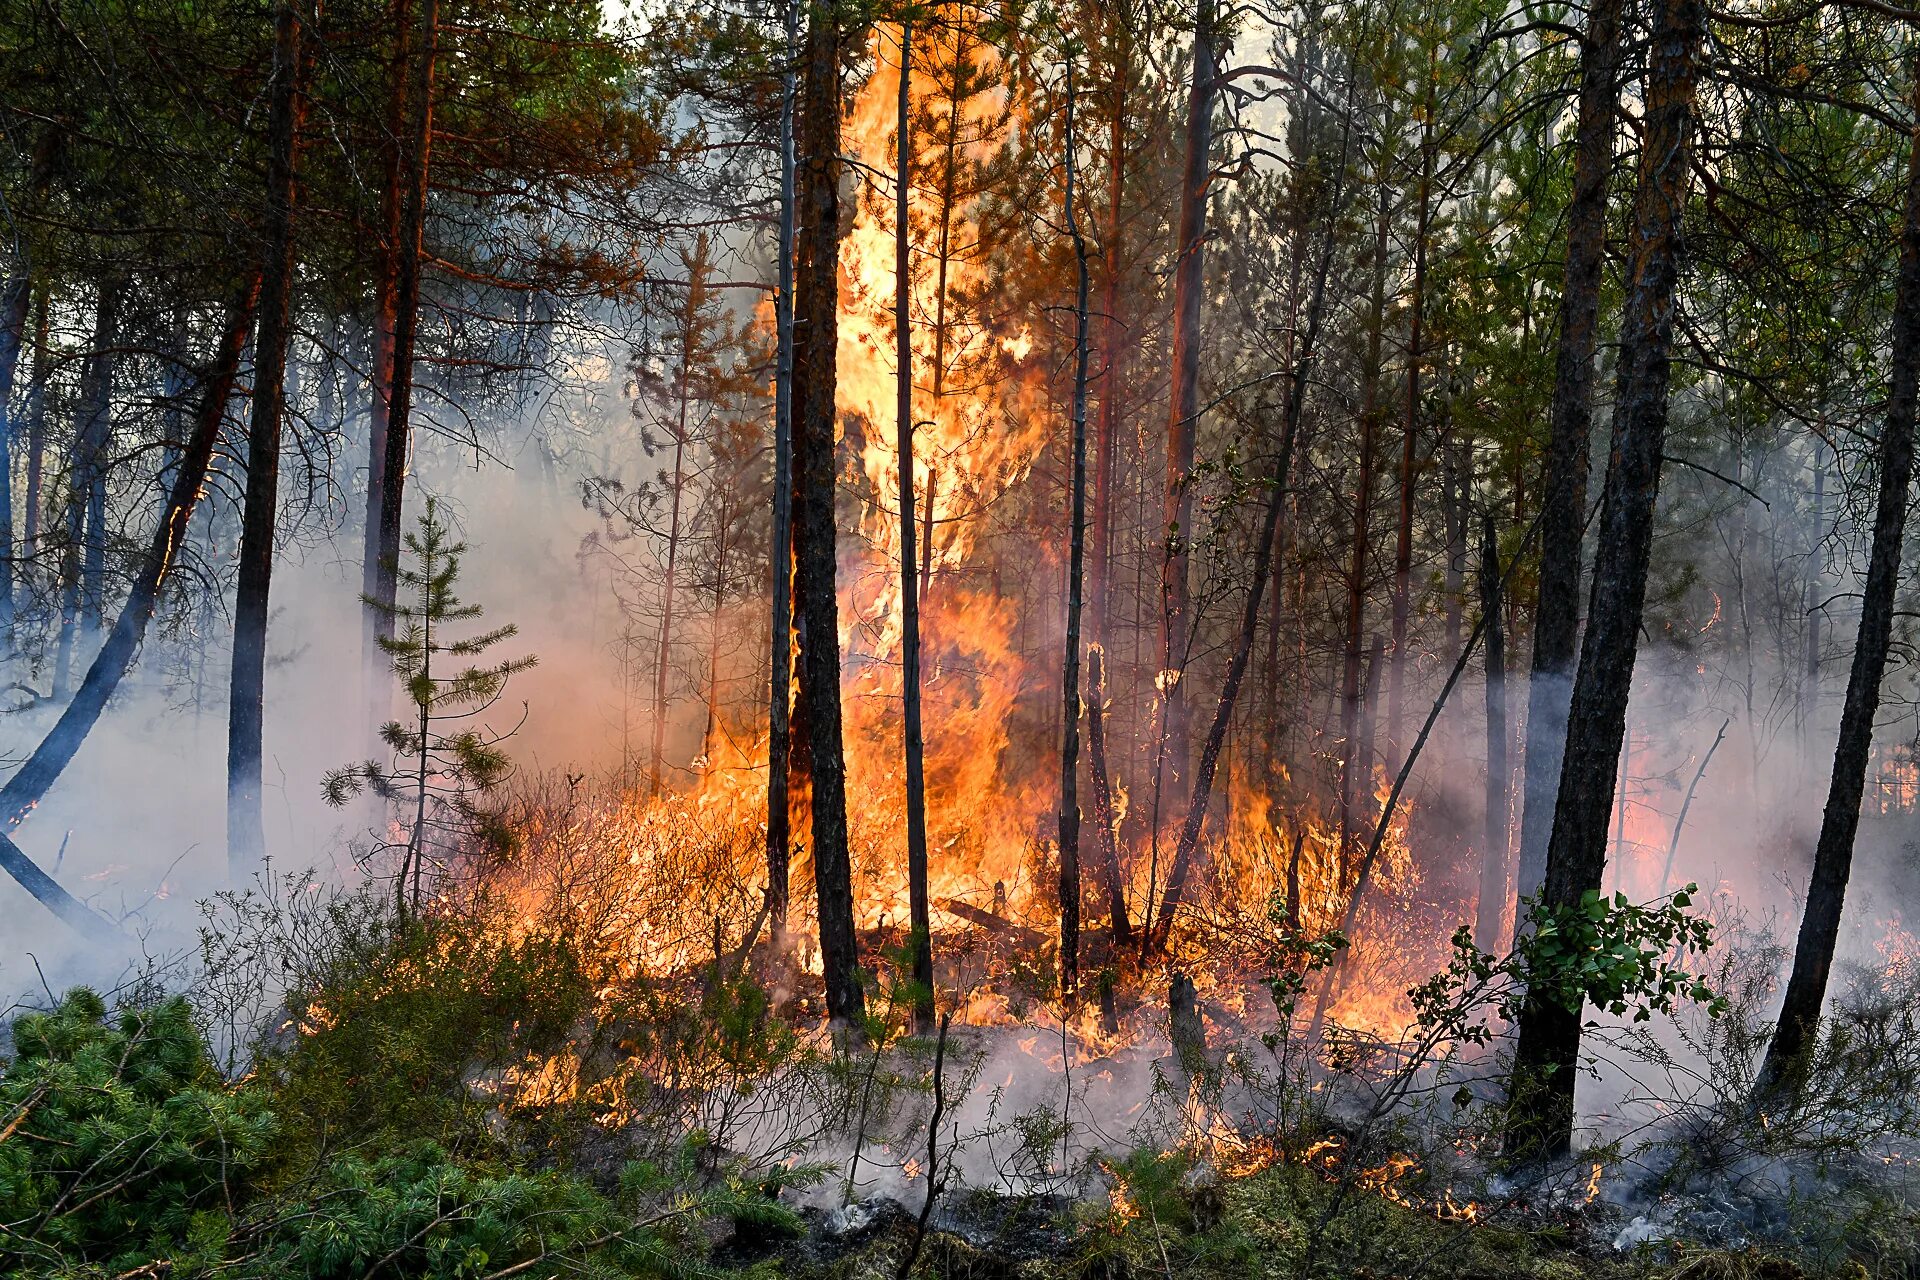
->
[0, 988, 277, 1275]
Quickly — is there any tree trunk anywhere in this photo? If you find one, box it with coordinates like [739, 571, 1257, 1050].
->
[1388, 56, 1437, 759]
[1758, 64, 1920, 1093]
[1515, 0, 1624, 908]
[1157, 0, 1217, 822]
[0, 273, 27, 638]
[369, 0, 439, 649]
[895, 22, 935, 1028]
[1086, 0, 1133, 947]
[0, 281, 259, 932]
[1477, 512, 1510, 953]
[1058, 52, 1093, 1004]
[1339, 186, 1391, 884]
[1506, 0, 1704, 1161]
[73, 284, 120, 638]
[649, 269, 700, 800]
[1146, 154, 1342, 944]
[229, 0, 314, 878]
[765, 0, 800, 932]
[361, 0, 414, 727]
[793, 0, 863, 1025]
[23, 286, 49, 556]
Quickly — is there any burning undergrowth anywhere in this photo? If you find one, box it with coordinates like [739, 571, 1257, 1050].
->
[162, 769, 1920, 1279]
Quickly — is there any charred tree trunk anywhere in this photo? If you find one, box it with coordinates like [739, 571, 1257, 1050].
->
[1758, 69, 1920, 1094]
[793, 0, 863, 1025]
[229, 0, 314, 877]
[895, 24, 935, 1028]
[1157, 0, 1217, 821]
[1516, 0, 1624, 909]
[765, 0, 800, 932]
[0, 282, 259, 933]
[1086, 4, 1133, 947]
[1059, 53, 1093, 1003]
[1477, 512, 1510, 953]
[1506, 0, 1703, 1161]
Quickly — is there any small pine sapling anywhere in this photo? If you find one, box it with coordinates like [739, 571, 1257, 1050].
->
[325, 497, 535, 914]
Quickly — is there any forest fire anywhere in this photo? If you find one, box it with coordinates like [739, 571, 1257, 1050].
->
[6, 0, 1920, 1274]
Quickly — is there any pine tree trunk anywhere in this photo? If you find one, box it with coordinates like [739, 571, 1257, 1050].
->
[24, 287, 49, 556]
[229, 0, 314, 878]
[0, 273, 27, 638]
[1157, 0, 1217, 823]
[793, 0, 863, 1025]
[1147, 156, 1341, 943]
[362, 0, 413, 727]
[1339, 187, 1390, 883]
[1515, 0, 1624, 908]
[1477, 512, 1510, 953]
[895, 23, 935, 1027]
[1058, 53, 1093, 1004]
[72, 285, 120, 639]
[765, 0, 800, 932]
[1388, 59, 1437, 759]
[1506, 0, 1704, 1160]
[1085, 19, 1133, 944]
[1758, 64, 1920, 1093]
[369, 0, 439, 648]
[649, 271, 699, 800]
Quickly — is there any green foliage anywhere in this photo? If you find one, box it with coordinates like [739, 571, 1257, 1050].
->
[0, 990, 277, 1275]
[1515, 886, 1725, 1024]
[0, 984, 793, 1279]
[257, 907, 595, 1154]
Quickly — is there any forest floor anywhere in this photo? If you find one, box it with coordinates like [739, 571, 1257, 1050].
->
[727, 1162, 1872, 1280]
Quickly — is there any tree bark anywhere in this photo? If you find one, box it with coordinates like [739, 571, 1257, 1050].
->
[361, 0, 414, 727]
[1058, 51, 1093, 1004]
[23, 286, 49, 556]
[649, 255, 704, 800]
[793, 0, 863, 1025]
[369, 0, 439, 649]
[895, 22, 935, 1028]
[72, 284, 120, 638]
[1339, 185, 1391, 884]
[0, 273, 27, 638]
[1146, 154, 1342, 944]
[1758, 65, 1920, 1093]
[1086, 0, 1133, 948]
[1506, 0, 1704, 1161]
[765, 0, 800, 932]
[1516, 0, 1624, 909]
[1157, 0, 1218, 821]
[1388, 55, 1437, 759]
[1477, 512, 1510, 954]
[229, 0, 314, 877]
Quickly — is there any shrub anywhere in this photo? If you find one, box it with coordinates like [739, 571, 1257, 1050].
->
[0, 989, 277, 1275]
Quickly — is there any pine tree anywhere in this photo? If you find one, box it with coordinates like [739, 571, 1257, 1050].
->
[325, 498, 536, 915]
